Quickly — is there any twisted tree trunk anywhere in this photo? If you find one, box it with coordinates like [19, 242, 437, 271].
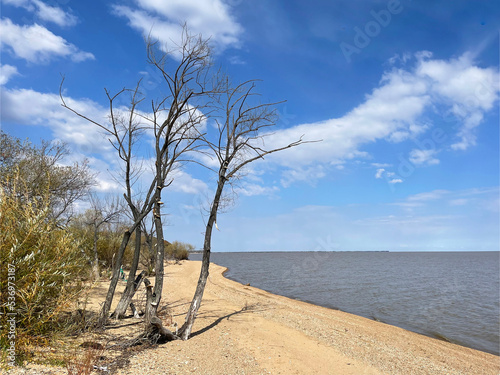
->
[144, 200, 166, 331]
[113, 226, 143, 318]
[98, 230, 132, 326]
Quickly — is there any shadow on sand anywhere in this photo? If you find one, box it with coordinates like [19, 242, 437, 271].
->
[190, 303, 266, 338]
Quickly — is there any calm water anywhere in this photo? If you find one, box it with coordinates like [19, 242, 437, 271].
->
[192, 251, 500, 355]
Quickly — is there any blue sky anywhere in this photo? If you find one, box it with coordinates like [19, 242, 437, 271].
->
[1, 0, 499, 251]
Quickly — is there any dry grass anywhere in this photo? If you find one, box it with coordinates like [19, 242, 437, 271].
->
[65, 341, 105, 375]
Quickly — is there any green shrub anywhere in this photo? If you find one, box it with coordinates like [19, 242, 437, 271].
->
[0, 174, 88, 359]
[166, 241, 193, 261]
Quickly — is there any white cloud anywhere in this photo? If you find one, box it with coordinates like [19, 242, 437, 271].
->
[449, 198, 467, 206]
[409, 148, 440, 166]
[2, 0, 31, 6]
[416, 53, 498, 150]
[235, 183, 279, 197]
[260, 52, 498, 185]
[374, 167, 399, 182]
[375, 168, 385, 179]
[113, 0, 242, 56]
[0, 18, 94, 63]
[3, 0, 78, 27]
[31, 0, 78, 27]
[168, 169, 208, 195]
[1, 87, 111, 154]
[407, 190, 449, 202]
[280, 165, 326, 188]
[228, 55, 246, 65]
[0, 64, 19, 85]
[395, 187, 498, 214]
[1, 84, 213, 199]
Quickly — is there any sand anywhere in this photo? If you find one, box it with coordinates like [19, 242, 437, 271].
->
[7, 260, 500, 374]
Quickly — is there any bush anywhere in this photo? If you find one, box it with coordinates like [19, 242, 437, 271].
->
[166, 241, 193, 261]
[68, 218, 133, 274]
[0, 173, 89, 361]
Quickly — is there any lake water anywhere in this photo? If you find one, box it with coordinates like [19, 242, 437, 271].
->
[191, 251, 499, 355]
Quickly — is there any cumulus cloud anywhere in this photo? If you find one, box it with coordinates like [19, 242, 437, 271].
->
[168, 169, 209, 195]
[261, 52, 498, 185]
[31, 0, 78, 27]
[0, 64, 19, 85]
[1, 84, 213, 198]
[409, 149, 440, 166]
[3, 0, 78, 27]
[113, 0, 242, 56]
[1, 87, 111, 153]
[416, 53, 498, 150]
[0, 18, 94, 63]
[280, 165, 326, 188]
[375, 168, 385, 179]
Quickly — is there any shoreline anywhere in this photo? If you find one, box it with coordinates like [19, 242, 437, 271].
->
[212, 251, 500, 356]
[120, 260, 498, 375]
[8, 260, 499, 375]
[219, 262, 495, 356]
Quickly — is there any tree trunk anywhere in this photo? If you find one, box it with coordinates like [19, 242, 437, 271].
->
[178, 179, 224, 340]
[113, 226, 143, 318]
[143, 278, 178, 342]
[144, 201, 165, 329]
[112, 270, 147, 319]
[142, 228, 155, 275]
[98, 230, 131, 326]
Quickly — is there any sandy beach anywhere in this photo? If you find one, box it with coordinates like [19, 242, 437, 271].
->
[8, 260, 499, 375]
[114, 260, 498, 375]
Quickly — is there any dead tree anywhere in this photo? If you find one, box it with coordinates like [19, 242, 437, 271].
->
[178, 79, 312, 340]
[62, 28, 218, 337]
[141, 30, 217, 340]
[61, 80, 158, 326]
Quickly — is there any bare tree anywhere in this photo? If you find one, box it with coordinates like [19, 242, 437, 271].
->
[0, 132, 95, 223]
[61, 80, 158, 326]
[178, 79, 312, 340]
[141, 31, 218, 340]
[61, 29, 218, 338]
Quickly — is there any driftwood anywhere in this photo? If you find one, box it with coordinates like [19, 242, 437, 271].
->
[142, 278, 179, 342]
[150, 316, 178, 341]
